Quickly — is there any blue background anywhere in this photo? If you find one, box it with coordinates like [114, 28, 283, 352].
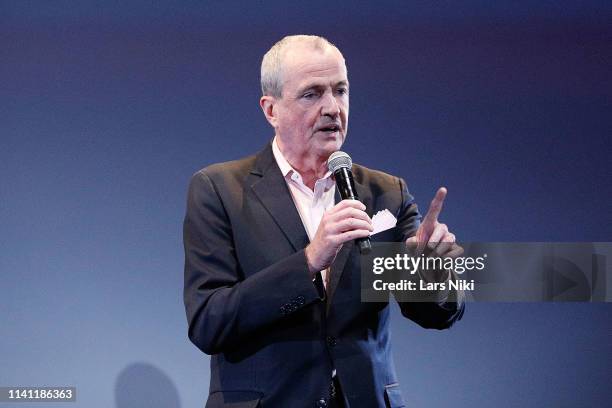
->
[2, 1, 611, 407]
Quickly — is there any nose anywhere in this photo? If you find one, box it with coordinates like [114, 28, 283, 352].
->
[320, 91, 340, 118]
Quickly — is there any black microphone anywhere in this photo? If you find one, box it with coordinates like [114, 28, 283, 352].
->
[327, 151, 372, 254]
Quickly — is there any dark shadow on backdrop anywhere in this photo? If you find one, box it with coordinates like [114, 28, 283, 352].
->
[115, 362, 181, 408]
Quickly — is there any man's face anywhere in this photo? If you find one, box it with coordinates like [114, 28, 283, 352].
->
[274, 45, 349, 160]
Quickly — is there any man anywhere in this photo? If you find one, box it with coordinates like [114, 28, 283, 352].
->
[184, 35, 464, 408]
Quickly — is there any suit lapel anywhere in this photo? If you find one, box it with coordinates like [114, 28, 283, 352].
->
[250, 143, 310, 252]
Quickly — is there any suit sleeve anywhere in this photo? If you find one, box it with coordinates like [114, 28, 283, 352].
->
[393, 177, 465, 330]
[183, 171, 323, 355]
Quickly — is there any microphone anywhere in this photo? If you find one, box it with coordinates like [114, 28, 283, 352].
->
[327, 151, 372, 254]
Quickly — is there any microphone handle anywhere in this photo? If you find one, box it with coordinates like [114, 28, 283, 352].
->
[357, 237, 372, 254]
[334, 168, 372, 254]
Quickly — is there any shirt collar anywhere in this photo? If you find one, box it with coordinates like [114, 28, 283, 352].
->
[272, 136, 294, 177]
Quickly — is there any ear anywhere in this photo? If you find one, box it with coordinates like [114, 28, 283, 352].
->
[260, 95, 279, 128]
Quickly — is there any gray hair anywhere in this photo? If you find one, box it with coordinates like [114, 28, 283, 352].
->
[260, 35, 341, 98]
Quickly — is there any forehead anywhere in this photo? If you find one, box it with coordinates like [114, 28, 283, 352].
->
[281, 46, 348, 91]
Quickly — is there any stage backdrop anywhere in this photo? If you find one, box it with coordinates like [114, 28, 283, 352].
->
[2, 2, 611, 407]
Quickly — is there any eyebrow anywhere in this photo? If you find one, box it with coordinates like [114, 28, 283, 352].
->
[296, 80, 350, 95]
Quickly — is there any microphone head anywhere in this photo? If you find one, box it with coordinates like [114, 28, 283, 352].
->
[327, 151, 353, 173]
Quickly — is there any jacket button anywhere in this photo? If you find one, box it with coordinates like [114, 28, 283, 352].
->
[315, 398, 328, 407]
[326, 336, 337, 348]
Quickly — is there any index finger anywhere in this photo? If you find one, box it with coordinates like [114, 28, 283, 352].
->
[422, 187, 447, 227]
[335, 199, 366, 212]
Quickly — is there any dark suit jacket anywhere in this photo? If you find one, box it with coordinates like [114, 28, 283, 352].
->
[183, 142, 464, 408]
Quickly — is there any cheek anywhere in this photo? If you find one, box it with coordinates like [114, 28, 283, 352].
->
[279, 111, 300, 131]
[302, 111, 319, 129]
[340, 101, 349, 117]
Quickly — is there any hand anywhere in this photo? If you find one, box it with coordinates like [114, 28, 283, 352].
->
[305, 199, 373, 276]
[406, 187, 463, 259]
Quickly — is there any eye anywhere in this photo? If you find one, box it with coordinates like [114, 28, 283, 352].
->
[336, 87, 348, 95]
[302, 91, 317, 100]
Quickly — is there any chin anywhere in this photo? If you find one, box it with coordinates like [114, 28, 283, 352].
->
[318, 140, 343, 159]
[310, 131, 345, 159]
[325, 132, 345, 149]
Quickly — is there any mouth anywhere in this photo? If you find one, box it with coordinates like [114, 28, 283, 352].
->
[316, 124, 342, 134]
